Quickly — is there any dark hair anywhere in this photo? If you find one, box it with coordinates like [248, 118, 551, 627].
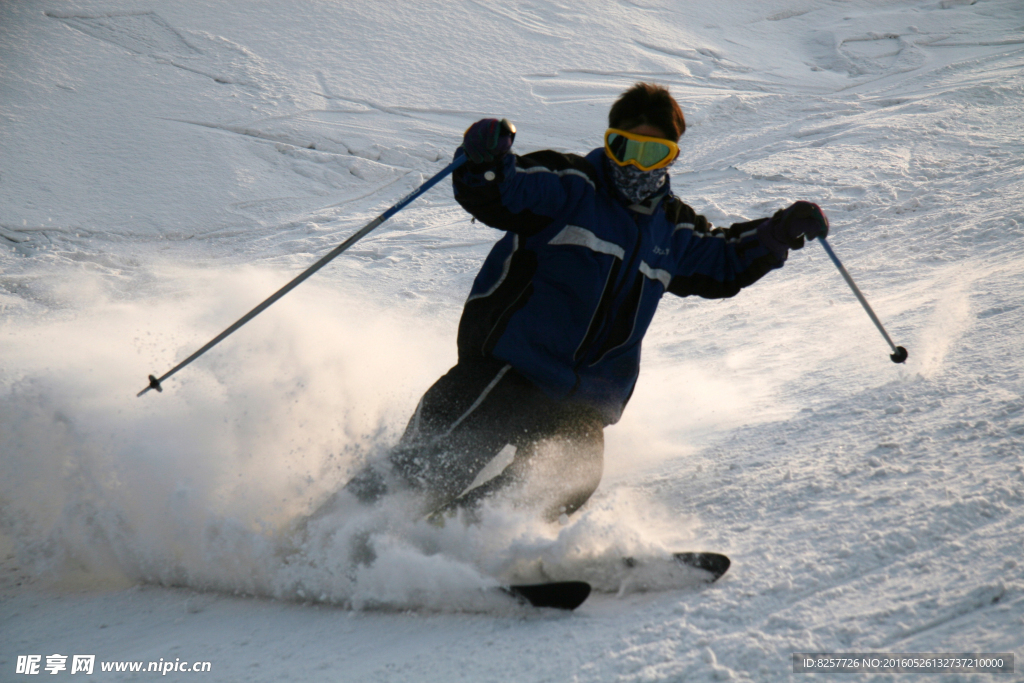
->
[608, 83, 686, 141]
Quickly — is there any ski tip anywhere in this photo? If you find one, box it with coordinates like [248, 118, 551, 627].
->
[504, 581, 591, 610]
[673, 552, 731, 582]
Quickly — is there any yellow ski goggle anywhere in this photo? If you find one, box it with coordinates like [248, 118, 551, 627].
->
[604, 128, 679, 171]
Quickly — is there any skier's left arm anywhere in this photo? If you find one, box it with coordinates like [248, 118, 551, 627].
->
[667, 201, 829, 299]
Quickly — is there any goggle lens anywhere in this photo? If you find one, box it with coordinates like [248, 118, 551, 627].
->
[605, 129, 677, 171]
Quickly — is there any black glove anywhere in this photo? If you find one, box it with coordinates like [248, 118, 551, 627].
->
[757, 201, 829, 263]
[460, 118, 516, 165]
[776, 201, 829, 248]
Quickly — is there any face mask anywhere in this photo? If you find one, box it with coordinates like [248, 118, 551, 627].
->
[609, 160, 671, 205]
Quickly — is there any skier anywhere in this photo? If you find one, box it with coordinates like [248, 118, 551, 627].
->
[309, 82, 828, 526]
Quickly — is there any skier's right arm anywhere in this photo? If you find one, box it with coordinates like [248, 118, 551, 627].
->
[454, 119, 595, 237]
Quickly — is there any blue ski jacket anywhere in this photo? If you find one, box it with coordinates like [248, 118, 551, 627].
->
[453, 147, 782, 425]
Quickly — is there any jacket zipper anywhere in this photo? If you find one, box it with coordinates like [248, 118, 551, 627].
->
[574, 212, 645, 374]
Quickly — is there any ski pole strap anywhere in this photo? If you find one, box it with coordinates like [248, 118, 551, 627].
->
[818, 237, 907, 363]
[138, 155, 467, 397]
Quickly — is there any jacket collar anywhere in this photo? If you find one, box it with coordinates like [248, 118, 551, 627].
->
[627, 192, 668, 215]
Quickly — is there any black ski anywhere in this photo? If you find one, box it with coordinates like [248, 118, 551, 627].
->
[496, 553, 727, 608]
[670, 552, 731, 581]
[503, 581, 591, 610]
[609, 551, 730, 591]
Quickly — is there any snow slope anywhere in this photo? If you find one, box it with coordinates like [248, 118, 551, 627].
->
[2, 0, 1023, 680]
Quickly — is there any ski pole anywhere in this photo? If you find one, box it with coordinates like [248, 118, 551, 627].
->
[818, 236, 908, 364]
[138, 155, 467, 397]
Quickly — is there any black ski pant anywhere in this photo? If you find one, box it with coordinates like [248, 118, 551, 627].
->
[345, 357, 605, 522]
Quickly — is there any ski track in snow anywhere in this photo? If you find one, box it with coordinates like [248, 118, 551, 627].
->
[2, 0, 1024, 681]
